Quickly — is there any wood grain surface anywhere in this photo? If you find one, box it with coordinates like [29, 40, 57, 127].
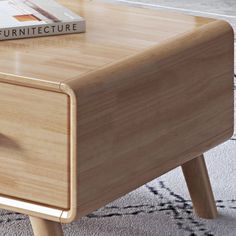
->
[182, 155, 218, 219]
[63, 20, 234, 219]
[0, 0, 233, 224]
[0, 0, 214, 90]
[30, 216, 64, 236]
[0, 83, 70, 209]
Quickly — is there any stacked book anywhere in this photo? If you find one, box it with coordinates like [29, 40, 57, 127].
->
[0, 0, 86, 40]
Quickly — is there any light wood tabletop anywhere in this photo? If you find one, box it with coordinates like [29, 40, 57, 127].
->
[0, 0, 214, 90]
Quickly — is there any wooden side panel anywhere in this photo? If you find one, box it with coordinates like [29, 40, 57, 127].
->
[66, 20, 234, 218]
[0, 83, 70, 209]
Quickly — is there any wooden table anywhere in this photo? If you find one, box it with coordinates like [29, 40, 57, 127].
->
[0, 0, 234, 235]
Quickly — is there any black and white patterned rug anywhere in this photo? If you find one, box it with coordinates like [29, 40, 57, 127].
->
[0, 1, 236, 235]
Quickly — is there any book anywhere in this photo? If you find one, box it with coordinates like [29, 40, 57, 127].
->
[0, 0, 86, 40]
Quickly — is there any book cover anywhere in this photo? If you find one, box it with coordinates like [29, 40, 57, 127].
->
[0, 0, 85, 40]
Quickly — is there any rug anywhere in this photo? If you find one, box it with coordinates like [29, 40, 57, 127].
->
[0, 1, 235, 235]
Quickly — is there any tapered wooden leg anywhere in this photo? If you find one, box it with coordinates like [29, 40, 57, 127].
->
[30, 216, 64, 236]
[181, 154, 218, 219]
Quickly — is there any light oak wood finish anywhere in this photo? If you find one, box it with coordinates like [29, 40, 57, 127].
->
[0, 83, 70, 209]
[182, 155, 218, 219]
[0, 0, 234, 234]
[62, 19, 234, 220]
[0, 0, 214, 91]
[30, 217, 63, 236]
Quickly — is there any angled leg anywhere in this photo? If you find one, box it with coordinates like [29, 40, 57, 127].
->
[30, 216, 64, 236]
[181, 154, 218, 219]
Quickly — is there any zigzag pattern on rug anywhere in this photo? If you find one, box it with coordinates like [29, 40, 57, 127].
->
[86, 180, 236, 236]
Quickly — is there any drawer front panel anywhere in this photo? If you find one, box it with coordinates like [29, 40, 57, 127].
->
[0, 83, 69, 209]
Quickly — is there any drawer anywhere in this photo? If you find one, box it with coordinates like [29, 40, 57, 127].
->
[0, 83, 70, 209]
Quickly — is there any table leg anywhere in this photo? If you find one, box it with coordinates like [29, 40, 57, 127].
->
[181, 154, 218, 219]
[30, 216, 64, 236]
